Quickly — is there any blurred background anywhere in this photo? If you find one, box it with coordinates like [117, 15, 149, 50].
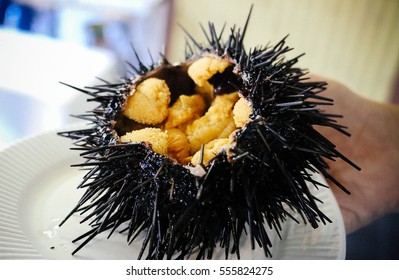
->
[1, 0, 398, 259]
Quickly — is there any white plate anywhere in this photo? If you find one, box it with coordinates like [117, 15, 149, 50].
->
[0, 129, 346, 260]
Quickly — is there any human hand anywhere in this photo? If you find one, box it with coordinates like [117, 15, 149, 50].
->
[312, 75, 399, 234]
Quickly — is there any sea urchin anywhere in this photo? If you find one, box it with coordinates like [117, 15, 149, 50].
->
[58, 7, 359, 260]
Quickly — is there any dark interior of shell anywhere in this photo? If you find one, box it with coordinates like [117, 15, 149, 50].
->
[58, 7, 359, 259]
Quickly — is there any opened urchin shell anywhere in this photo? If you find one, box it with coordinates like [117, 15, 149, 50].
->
[59, 10, 359, 260]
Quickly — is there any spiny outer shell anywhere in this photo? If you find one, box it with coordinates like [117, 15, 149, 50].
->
[58, 13, 358, 260]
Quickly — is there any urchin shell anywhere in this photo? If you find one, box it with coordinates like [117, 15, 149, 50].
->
[59, 9, 359, 259]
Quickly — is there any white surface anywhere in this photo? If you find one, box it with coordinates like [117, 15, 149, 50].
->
[0, 28, 117, 105]
[0, 128, 346, 260]
[0, 28, 118, 149]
